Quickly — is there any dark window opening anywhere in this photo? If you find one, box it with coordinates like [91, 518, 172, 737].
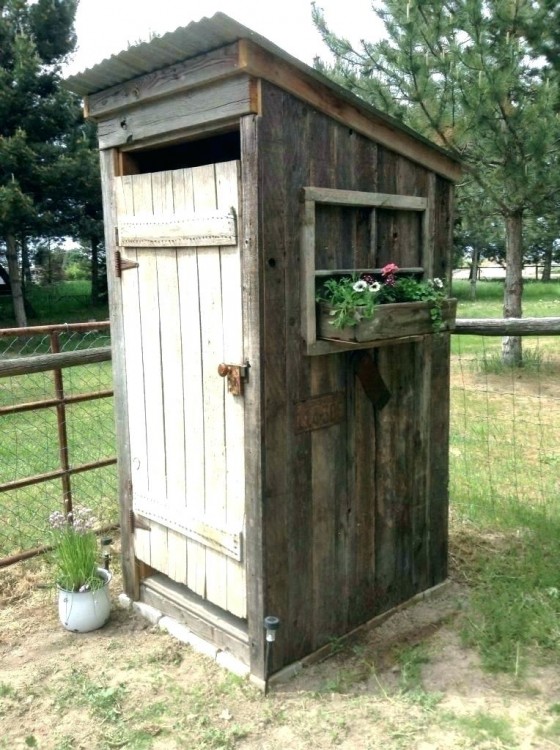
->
[122, 130, 241, 175]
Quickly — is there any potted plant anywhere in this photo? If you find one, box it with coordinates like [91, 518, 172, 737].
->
[48, 507, 112, 633]
[316, 262, 457, 343]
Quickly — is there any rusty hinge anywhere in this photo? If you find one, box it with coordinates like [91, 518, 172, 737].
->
[217, 362, 248, 396]
[115, 250, 139, 278]
[129, 509, 151, 532]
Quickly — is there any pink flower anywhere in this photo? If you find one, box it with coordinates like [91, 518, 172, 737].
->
[381, 263, 400, 276]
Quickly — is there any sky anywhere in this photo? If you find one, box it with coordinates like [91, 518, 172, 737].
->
[66, 0, 384, 75]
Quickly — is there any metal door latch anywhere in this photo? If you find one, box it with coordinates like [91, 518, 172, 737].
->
[217, 363, 248, 396]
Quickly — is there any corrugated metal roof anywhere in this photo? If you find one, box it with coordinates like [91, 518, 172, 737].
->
[64, 12, 460, 173]
[64, 13, 299, 96]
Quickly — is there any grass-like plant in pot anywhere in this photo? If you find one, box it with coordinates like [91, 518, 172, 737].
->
[49, 507, 105, 592]
[316, 262, 455, 342]
[49, 507, 112, 632]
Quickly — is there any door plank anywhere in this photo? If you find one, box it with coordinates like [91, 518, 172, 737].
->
[176, 167, 207, 597]
[115, 176, 151, 566]
[153, 170, 188, 584]
[193, 164, 228, 611]
[215, 160, 246, 618]
[132, 173, 168, 574]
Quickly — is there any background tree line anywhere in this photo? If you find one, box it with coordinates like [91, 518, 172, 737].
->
[313, 0, 560, 364]
[0, 0, 103, 327]
[1, 0, 559, 357]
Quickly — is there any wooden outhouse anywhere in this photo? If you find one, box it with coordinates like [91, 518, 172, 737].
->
[66, 13, 461, 685]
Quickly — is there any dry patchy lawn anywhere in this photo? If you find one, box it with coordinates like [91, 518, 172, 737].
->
[1, 554, 559, 750]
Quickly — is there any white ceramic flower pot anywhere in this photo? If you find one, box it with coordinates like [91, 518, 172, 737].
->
[57, 567, 112, 633]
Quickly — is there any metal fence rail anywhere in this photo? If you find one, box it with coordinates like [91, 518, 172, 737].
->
[0, 322, 117, 567]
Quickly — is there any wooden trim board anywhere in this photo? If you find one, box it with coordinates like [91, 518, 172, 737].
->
[117, 210, 237, 247]
[302, 187, 428, 211]
[141, 573, 250, 665]
[132, 493, 243, 562]
[268, 580, 452, 687]
[97, 75, 258, 150]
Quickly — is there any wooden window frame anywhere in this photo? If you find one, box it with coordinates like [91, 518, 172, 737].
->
[300, 186, 432, 355]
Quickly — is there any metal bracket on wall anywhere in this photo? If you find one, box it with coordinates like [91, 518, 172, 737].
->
[352, 352, 391, 410]
[115, 250, 139, 278]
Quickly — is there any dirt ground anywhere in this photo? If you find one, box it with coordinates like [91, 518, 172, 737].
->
[1, 554, 559, 750]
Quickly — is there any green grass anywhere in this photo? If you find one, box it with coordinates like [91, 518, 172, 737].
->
[450, 280, 560, 675]
[0, 280, 108, 327]
[459, 521, 560, 673]
[451, 710, 516, 746]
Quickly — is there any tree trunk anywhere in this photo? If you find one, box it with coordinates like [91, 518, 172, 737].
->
[470, 243, 479, 301]
[90, 235, 99, 305]
[501, 211, 523, 366]
[542, 245, 552, 282]
[21, 234, 32, 284]
[6, 234, 28, 327]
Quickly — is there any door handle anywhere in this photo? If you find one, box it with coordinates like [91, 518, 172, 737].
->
[217, 363, 248, 396]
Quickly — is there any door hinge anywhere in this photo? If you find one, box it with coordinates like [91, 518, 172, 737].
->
[129, 509, 151, 532]
[115, 250, 139, 278]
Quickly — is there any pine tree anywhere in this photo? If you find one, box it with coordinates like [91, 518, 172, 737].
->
[313, 0, 560, 364]
[0, 0, 81, 325]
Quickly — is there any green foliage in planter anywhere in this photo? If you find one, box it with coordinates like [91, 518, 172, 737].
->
[316, 263, 448, 332]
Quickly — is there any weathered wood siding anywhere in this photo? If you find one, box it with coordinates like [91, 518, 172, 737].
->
[253, 82, 453, 673]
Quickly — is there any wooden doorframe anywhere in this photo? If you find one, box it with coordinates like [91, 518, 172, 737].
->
[240, 114, 267, 681]
[100, 148, 139, 599]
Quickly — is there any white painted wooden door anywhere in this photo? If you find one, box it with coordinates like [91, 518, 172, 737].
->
[114, 161, 246, 619]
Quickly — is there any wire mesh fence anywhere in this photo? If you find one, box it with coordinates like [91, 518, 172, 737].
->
[1, 319, 558, 567]
[0, 323, 117, 566]
[450, 333, 560, 524]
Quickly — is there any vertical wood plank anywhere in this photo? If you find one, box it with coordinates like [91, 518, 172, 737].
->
[101, 152, 138, 599]
[423, 172, 436, 278]
[241, 114, 266, 681]
[284, 93, 314, 661]
[427, 333, 450, 584]
[132, 173, 168, 574]
[192, 163, 228, 611]
[153, 170, 187, 585]
[115, 175, 151, 567]
[300, 199, 316, 349]
[261, 83, 295, 671]
[175, 167, 207, 597]
[215, 159, 246, 619]
[309, 113, 348, 646]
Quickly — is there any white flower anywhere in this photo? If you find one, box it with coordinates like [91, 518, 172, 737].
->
[352, 280, 369, 292]
[433, 277, 444, 288]
[369, 281, 381, 293]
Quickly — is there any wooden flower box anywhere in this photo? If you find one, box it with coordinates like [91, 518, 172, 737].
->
[317, 299, 458, 344]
